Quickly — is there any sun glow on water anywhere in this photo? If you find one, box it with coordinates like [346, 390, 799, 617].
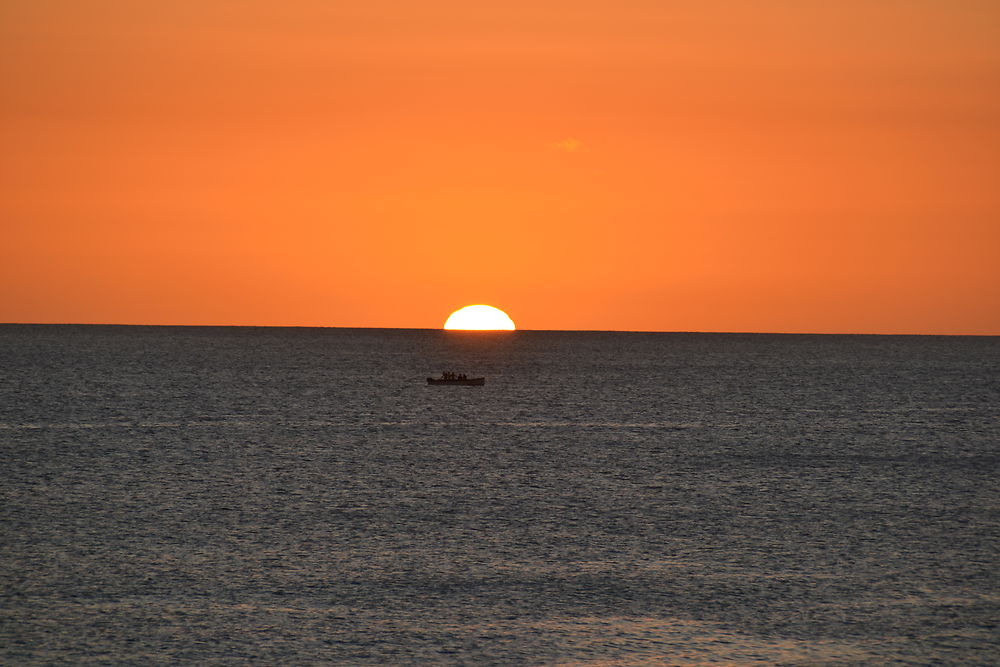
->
[443, 305, 516, 330]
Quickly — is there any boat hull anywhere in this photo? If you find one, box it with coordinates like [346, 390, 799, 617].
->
[427, 377, 485, 386]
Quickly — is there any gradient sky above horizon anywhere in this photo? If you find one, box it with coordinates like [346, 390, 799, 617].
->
[2, 1, 998, 333]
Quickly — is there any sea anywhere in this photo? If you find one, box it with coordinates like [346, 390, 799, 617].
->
[1, 324, 998, 665]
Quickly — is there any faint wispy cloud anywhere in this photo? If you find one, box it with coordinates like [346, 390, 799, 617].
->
[551, 138, 584, 153]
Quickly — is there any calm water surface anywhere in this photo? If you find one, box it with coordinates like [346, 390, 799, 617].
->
[1, 325, 998, 664]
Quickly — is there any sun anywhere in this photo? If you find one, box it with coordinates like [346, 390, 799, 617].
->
[443, 305, 516, 330]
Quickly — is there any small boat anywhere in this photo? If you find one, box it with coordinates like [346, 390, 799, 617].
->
[427, 372, 485, 386]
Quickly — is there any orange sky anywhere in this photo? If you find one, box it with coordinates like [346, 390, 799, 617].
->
[2, 0, 998, 333]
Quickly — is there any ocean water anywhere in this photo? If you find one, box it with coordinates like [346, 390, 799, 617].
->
[1, 324, 998, 665]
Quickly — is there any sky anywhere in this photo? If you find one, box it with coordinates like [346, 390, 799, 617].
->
[2, 0, 998, 333]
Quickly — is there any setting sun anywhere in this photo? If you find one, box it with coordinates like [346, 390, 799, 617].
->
[443, 305, 516, 330]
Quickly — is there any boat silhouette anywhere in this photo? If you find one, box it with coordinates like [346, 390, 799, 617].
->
[427, 372, 485, 386]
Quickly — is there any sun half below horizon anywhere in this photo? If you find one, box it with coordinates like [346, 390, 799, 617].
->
[443, 305, 516, 331]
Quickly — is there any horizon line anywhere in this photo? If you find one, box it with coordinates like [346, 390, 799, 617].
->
[1, 322, 996, 337]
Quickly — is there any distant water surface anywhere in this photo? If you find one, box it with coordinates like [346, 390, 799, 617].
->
[1, 325, 998, 664]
